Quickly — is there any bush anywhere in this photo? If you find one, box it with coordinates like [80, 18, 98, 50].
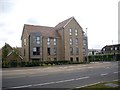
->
[87, 53, 120, 62]
[10, 60, 17, 67]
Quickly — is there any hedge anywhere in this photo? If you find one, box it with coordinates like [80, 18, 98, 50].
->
[2, 60, 85, 68]
[2, 54, 119, 68]
[87, 54, 120, 62]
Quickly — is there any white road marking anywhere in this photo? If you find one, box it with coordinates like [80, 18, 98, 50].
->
[33, 82, 55, 86]
[114, 72, 118, 74]
[114, 71, 120, 74]
[87, 67, 93, 69]
[75, 76, 89, 80]
[103, 62, 111, 63]
[7, 76, 90, 89]
[106, 67, 110, 69]
[100, 73, 108, 76]
[55, 79, 75, 83]
[9, 85, 32, 89]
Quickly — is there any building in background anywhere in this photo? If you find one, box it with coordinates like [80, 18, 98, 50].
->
[101, 44, 120, 54]
[88, 49, 101, 55]
[1, 43, 23, 61]
[21, 17, 84, 62]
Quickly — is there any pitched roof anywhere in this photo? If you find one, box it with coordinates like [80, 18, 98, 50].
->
[24, 24, 60, 37]
[101, 44, 120, 51]
[55, 17, 73, 29]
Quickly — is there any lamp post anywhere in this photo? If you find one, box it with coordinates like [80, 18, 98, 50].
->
[86, 28, 89, 63]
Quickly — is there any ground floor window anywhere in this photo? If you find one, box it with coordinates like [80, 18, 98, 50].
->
[76, 57, 79, 62]
[70, 57, 73, 62]
[47, 48, 50, 55]
[54, 58, 57, 61]
[33, 47, 40, 55]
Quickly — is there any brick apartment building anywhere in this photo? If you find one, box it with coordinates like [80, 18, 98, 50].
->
[21, 17, 87, 62]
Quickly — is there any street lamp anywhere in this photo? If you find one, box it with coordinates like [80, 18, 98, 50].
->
[85, 28, 89, 63]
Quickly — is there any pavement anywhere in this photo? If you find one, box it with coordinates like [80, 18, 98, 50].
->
[2, 61, 119, 89]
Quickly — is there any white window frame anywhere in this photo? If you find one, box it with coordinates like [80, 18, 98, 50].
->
[75, 29, 78, 36]
[115, 47, 117, 50]
[36, 36, 40, 45]
[69, 29, 72, 36]
[76, 38, 78, 45]
[53, 38, 56, 45]
[33, 47, 36, 52]
[47, 37, 50, 45]
[70, 38, 73, 45]
[24, 39, 26, 45]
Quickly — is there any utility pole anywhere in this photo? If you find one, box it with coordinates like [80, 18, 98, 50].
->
[86, 28, 89, 63]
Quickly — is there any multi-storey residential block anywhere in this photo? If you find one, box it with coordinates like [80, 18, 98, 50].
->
[83, 32, 88, 56]
[21, 17, 84, 62]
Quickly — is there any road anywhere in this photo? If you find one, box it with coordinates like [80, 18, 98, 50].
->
[2, 61, 119, 89]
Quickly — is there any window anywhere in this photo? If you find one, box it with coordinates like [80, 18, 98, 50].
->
[75, 29, 78, 36]
[76, 47, 79, 55]
[70, 38, 73, 45]
[76, 38, 78, 45]
[76, 57, 79, 62]
[103, 48, 105, 51]
[69, 29, 72, 35]
[33, 47, 36, 52]
[111, 47, 113, 51]
[70, 57, 73, 62]
[24, 39, 26, 45]
[70, 47, 73, 55]
[53, 38, 56, 45]
[36, 36, 40, 44]
[115, 47, 117, 50]
[54, 58, 57, 61]
[33, 47, 40, 55]
[83, 40, 86, 45]
[47, 37, 50, 45]
[53, 47, 57, 55]
[47, 48, 50, 55]
[24, 49, 25, 56]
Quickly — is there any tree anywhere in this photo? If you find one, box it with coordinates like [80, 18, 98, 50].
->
[13, 48, 20, 59]
[2, 44, 8, 61]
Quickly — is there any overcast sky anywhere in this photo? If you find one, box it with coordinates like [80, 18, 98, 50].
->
[0, 0, 119, 49]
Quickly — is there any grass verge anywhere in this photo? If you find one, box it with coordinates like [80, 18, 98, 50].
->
[73, 80, 120, 90]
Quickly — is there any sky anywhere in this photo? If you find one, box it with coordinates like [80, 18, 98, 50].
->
[0, 0, 119, 49]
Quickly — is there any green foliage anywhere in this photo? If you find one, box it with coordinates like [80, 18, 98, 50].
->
[2, 53, 120, 68]
[88, 54, 120, 62]
[2, 45, 8, 61]
[2, 60, 84, 68]
[13, 48, 20, 59]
